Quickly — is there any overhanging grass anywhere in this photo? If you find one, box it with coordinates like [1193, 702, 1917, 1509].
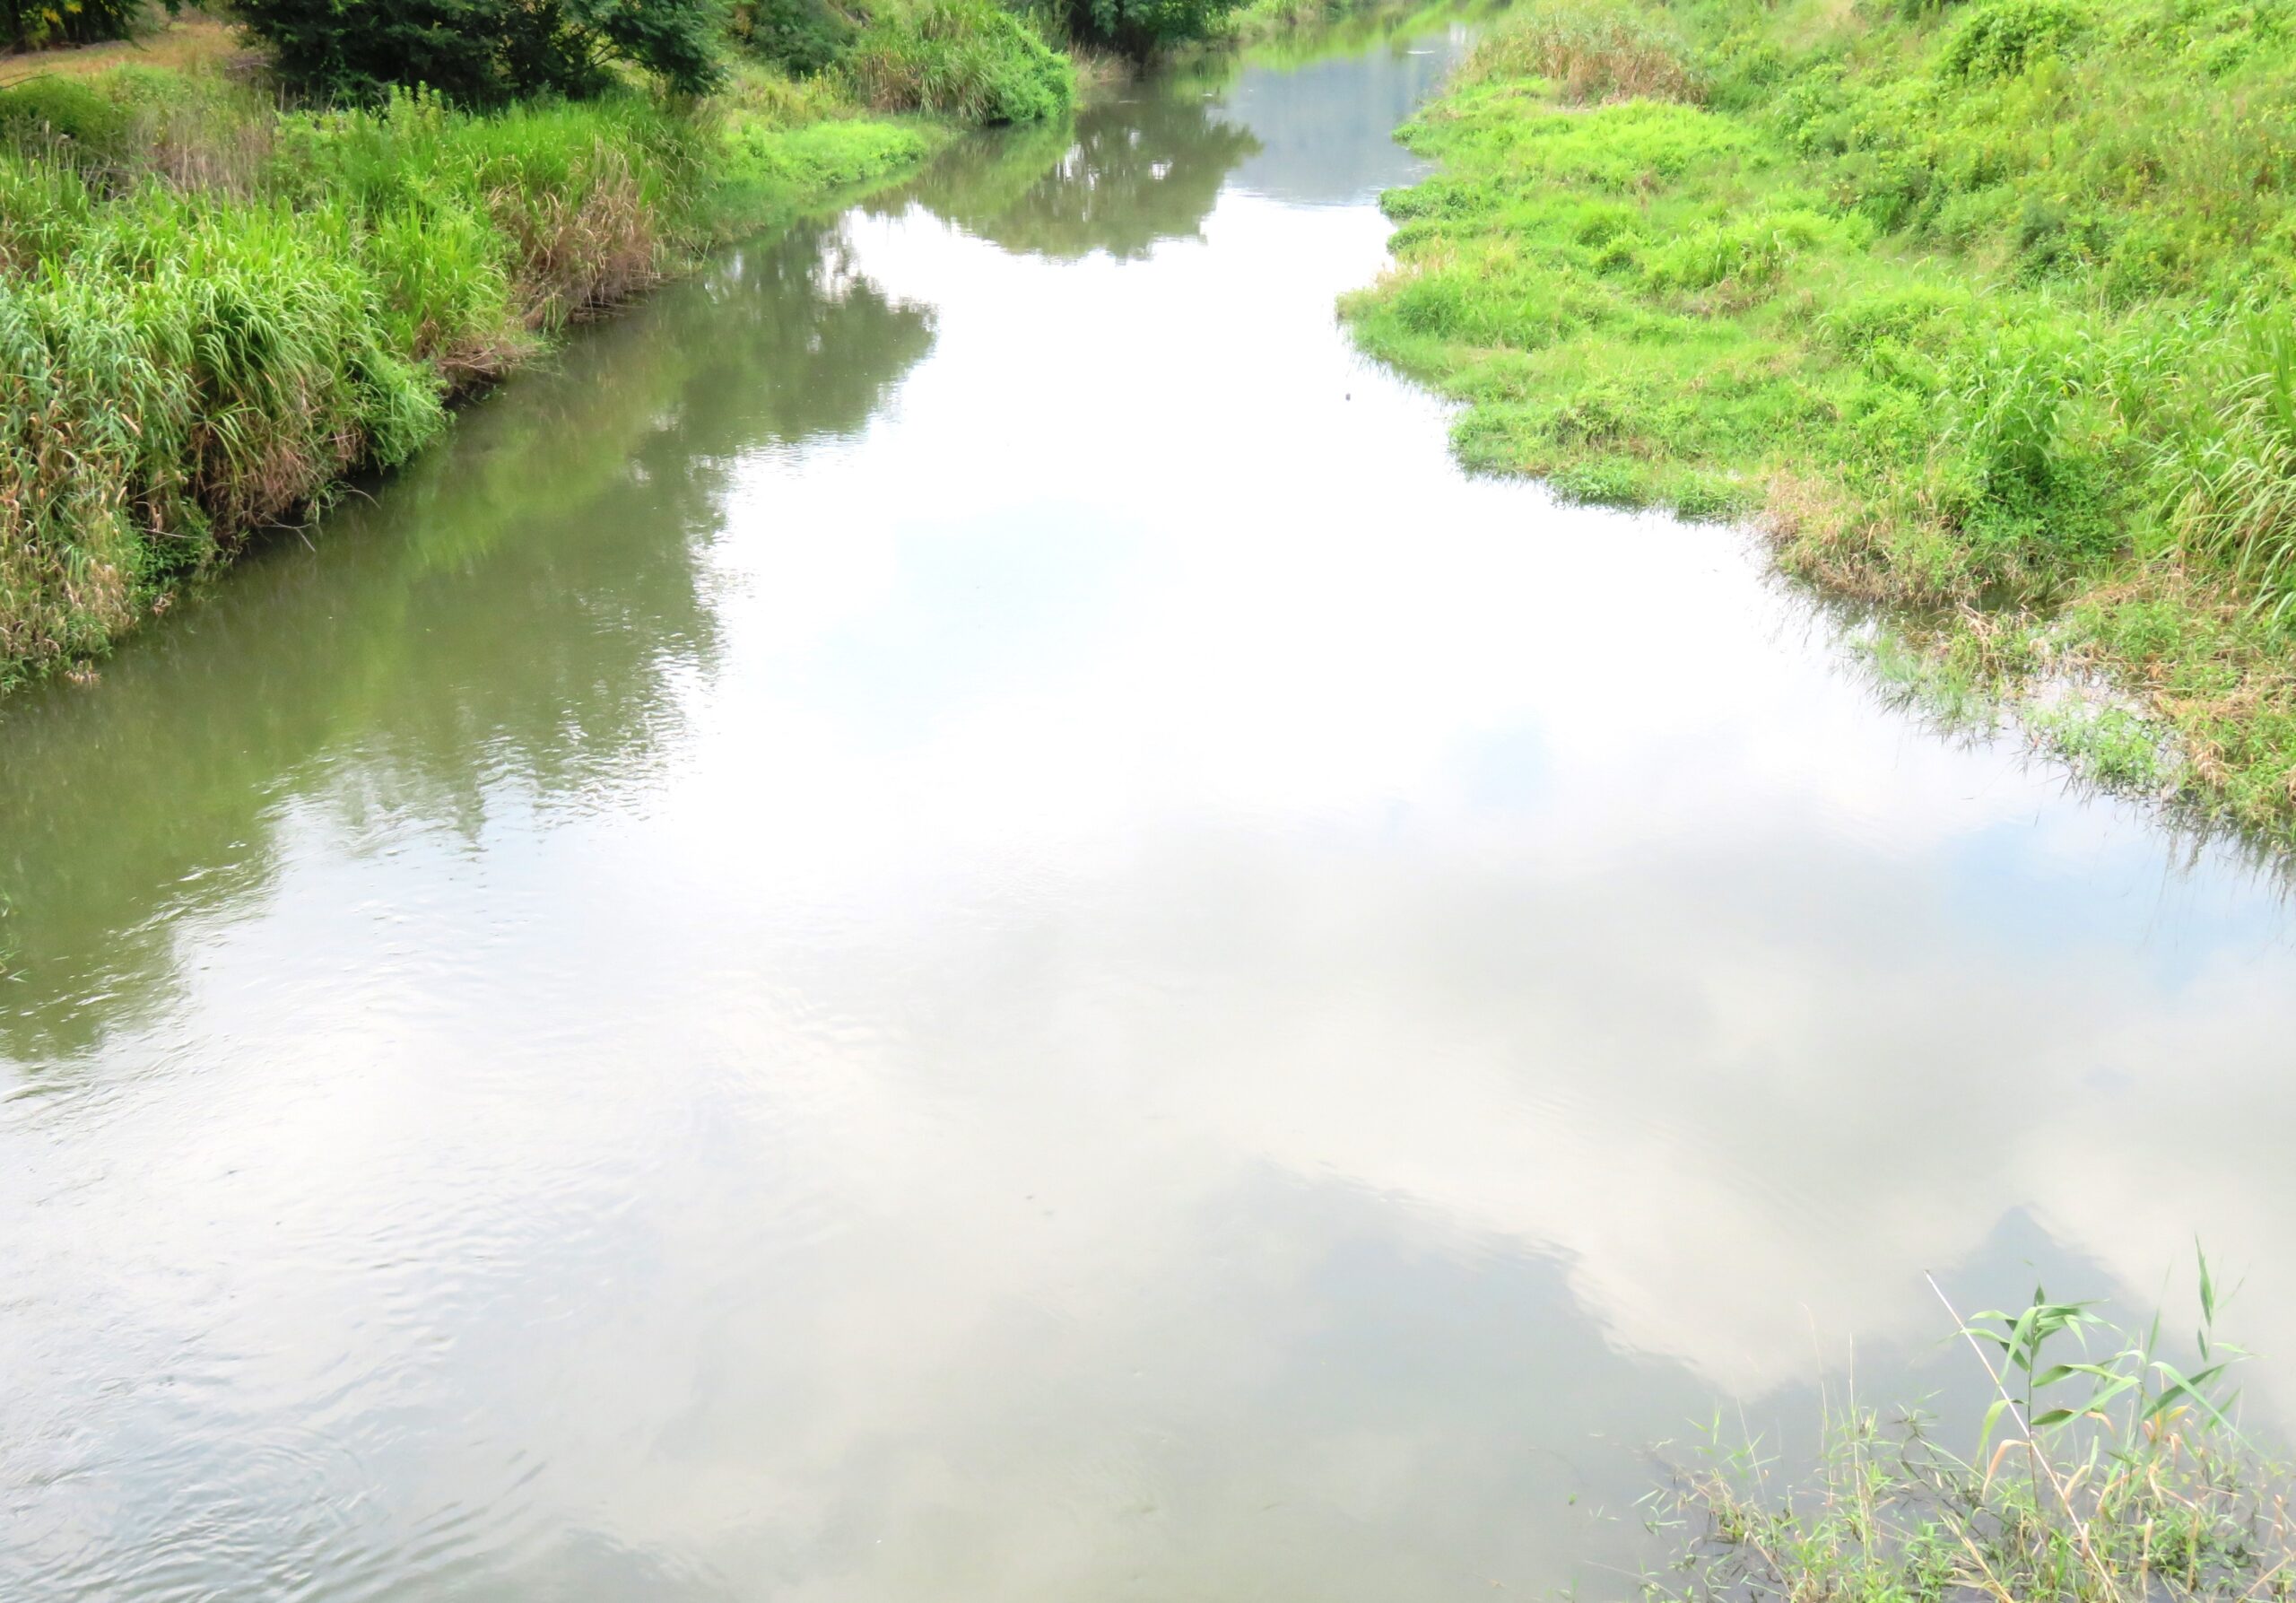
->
[1345, 0, 2296, 844]
[0, 58, 949, 690]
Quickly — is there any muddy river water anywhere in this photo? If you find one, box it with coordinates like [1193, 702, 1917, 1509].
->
[7, 22, 2296, 1599]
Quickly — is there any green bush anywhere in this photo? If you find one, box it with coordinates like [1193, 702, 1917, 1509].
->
[1052, 0, 1239, 57]
[0, 79, 136, 163]
[728, 0, 856, 74]
[1936, 0, 2091, 81]
[0, 59, 924, 689]
[224, 0, 726, 107]
[840, 0, 1072, 123]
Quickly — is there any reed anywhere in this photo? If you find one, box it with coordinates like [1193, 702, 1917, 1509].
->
[1653, 1255, 2290, 1603]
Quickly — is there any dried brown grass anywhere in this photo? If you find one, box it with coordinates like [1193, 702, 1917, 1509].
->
[491, 145, 662, 328]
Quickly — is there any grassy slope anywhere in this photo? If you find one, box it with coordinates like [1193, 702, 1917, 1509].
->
[0, 44, 948, 690]
[1345, 0, 2296, 840]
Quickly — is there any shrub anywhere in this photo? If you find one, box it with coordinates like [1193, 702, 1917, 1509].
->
[727, 0, 856, 74]
[224, 0, 726, 107]
[1936, 0, 2090, 81]
[0, 79, 136, 164]
[840, 0, 1073, 123]
[1051, 0, 1238, 58]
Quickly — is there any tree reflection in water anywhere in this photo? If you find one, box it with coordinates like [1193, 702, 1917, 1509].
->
[882, 88, 1261, 261]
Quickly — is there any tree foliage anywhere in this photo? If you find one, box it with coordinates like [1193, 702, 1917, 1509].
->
[726, 0, 855, 74]
[1053, 0, 1238, 58]
[0, 0, 161, 52]
[226, 0, 727, 106]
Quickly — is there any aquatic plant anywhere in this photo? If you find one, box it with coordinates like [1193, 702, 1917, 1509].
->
[1650, 1255, 2290, 1603]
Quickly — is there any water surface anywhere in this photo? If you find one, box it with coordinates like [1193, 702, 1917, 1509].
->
[8, 24, 2296, 1600]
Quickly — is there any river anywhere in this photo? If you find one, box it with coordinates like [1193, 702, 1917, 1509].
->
[6, 20, 2296, 1600]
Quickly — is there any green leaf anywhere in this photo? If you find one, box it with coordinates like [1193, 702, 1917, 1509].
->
[1979, 1396, 2014, 1461]
[2144, 1360, 2237, 1431]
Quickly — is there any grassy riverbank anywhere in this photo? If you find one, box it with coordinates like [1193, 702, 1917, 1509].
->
[1346, 0, 2296, 841]
[0, 40, 959, 690]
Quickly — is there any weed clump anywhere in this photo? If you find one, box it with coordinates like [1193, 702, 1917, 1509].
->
[1461, 2, 1707, 104]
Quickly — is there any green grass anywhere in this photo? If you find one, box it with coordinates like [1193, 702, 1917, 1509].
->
[840, 0, 1075, 123]
[1653, 1258, 2292, 1603]
[1344, 0, 2296, 845]
[0, 57, 950, 690]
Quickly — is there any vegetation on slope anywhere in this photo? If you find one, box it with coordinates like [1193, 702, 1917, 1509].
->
[0, 50, 943, 688]
[842, 0, 1075, 120]
[1346, 0, 2296, 841]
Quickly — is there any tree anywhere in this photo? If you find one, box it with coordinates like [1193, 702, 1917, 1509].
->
[0, 0, 163, 53]
[228, 0, 726, 106]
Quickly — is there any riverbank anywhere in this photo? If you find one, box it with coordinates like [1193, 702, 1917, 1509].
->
[1345, 0, 2296, 842]
[0, 44, 950, 690]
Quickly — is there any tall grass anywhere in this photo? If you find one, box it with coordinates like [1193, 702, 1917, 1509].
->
[1457, 0, 1705, 103]
[840, 0, 1074, 123]
[0, 58, 941, 690]
[2156, 314, 2296, 622]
